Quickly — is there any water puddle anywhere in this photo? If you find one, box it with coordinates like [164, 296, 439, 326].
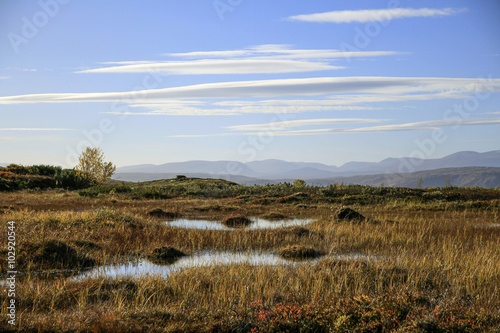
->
[472, 223, 500, 229]
[72, 251, 320, 280]
[167, 218, 312, 230]
[1, 251, 380, 284]
[475, 223, 500, 228]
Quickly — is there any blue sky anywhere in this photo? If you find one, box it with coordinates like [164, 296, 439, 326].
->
[1, 0, 499, 168]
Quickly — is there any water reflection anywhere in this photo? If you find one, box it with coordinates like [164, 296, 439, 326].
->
[73, 251, 319, 280]
[167, 218, 312, 230]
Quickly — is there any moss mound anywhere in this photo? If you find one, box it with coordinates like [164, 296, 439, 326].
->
[262, 212, 288, 220]
[149, 247, 186, 265]
[274, 226, 310, 238]
[18, 240, 95, 271]
[148, 208, 177, 219]
[279, 245, 322, 260]
[335, 207, 365, 221]
[222, 216, 252, 228]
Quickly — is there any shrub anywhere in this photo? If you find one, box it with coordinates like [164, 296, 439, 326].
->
[58, 169, 93, 189]
[28, 164, 62, 176]
[5, 164, 30, 175]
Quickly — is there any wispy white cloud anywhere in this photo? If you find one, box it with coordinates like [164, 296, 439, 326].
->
[78, 59, 343, 75]
[169, 128, 338, 138]
[0, 135, 64, 142]
[288, 8, 465, 23]
[226, 118, 385, 132]
[1, 76, 498, 105]
[167, 44, 402, 60]
[78, 45, 403, 75]
[0, 76, 8, 80]
[344, 118, 500, 132]
[215, 91, 468, 108]
[0, 128, 75, 131]
[171, 117, 500, 138]
[111, 104, 378, 116]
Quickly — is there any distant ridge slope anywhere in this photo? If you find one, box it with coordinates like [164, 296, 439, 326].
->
[307, 167, 500, 188]
[115, 150, 500, 181]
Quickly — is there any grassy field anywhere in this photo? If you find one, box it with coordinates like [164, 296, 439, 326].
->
[0, 178, 499, 332]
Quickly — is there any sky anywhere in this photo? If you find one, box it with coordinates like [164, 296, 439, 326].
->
[1, 0, 500, 168]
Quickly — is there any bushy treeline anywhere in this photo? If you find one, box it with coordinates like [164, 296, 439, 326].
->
[0, 164, 92, 191]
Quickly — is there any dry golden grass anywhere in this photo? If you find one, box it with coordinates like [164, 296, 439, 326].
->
[0, 188, 499, 331]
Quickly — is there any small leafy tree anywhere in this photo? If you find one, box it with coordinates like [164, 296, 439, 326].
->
[293, 179, 306, 188]
[75, 147, 116, 185]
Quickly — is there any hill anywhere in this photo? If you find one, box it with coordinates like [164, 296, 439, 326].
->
[114, 150, 500, 180]
[306, 167, 500, 188]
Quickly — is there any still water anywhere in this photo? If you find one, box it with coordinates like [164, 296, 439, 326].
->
[73, 251, 318, 280]
[167, 218, 312, 230]
[71, 251, 379, 281]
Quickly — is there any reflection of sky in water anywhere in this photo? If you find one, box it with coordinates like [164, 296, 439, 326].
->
[167, 218, 312, 230]
[71, 251, 380, 281]
[473, 223, 500, 228]
[73, 251, 318, 281]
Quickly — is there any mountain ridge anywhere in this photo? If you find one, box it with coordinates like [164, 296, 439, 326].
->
[115, 150, 500, 180]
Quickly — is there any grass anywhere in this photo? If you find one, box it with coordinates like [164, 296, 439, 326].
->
[278, 245, 323, 260]
[0, 181, 499, 332]
[148, 247, 186, 265]
[221, 215, 253, 228]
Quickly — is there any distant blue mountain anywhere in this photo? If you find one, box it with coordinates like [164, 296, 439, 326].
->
[115, 150, 500, 180]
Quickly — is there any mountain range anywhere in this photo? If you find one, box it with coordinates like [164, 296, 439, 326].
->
[113, 150, 500, 188]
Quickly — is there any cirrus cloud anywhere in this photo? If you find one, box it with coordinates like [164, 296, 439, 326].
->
[1, 76, 498, 105]
[287, 8, 466, 24]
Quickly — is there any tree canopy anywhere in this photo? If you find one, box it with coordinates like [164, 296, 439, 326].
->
[75, 147, 116, 185]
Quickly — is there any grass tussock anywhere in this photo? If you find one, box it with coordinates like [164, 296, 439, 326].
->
[0, 180, 499, 331]
[279, 245, 322, 260]
[148, 247, 186, 265]
[221, 215, 252, 228]
[261, 212, 288, 220]
[15, 240, 95, 271]
[273, 226, 310, 238]
[147, 208, 177, 219]
[335, 207, 366, 222]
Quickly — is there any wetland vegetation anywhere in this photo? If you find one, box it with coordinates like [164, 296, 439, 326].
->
[0, 175, 499, 332]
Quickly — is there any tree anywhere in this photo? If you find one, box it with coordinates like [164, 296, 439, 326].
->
[293, 179, 306, 188]
[75, 147, 116, 185]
